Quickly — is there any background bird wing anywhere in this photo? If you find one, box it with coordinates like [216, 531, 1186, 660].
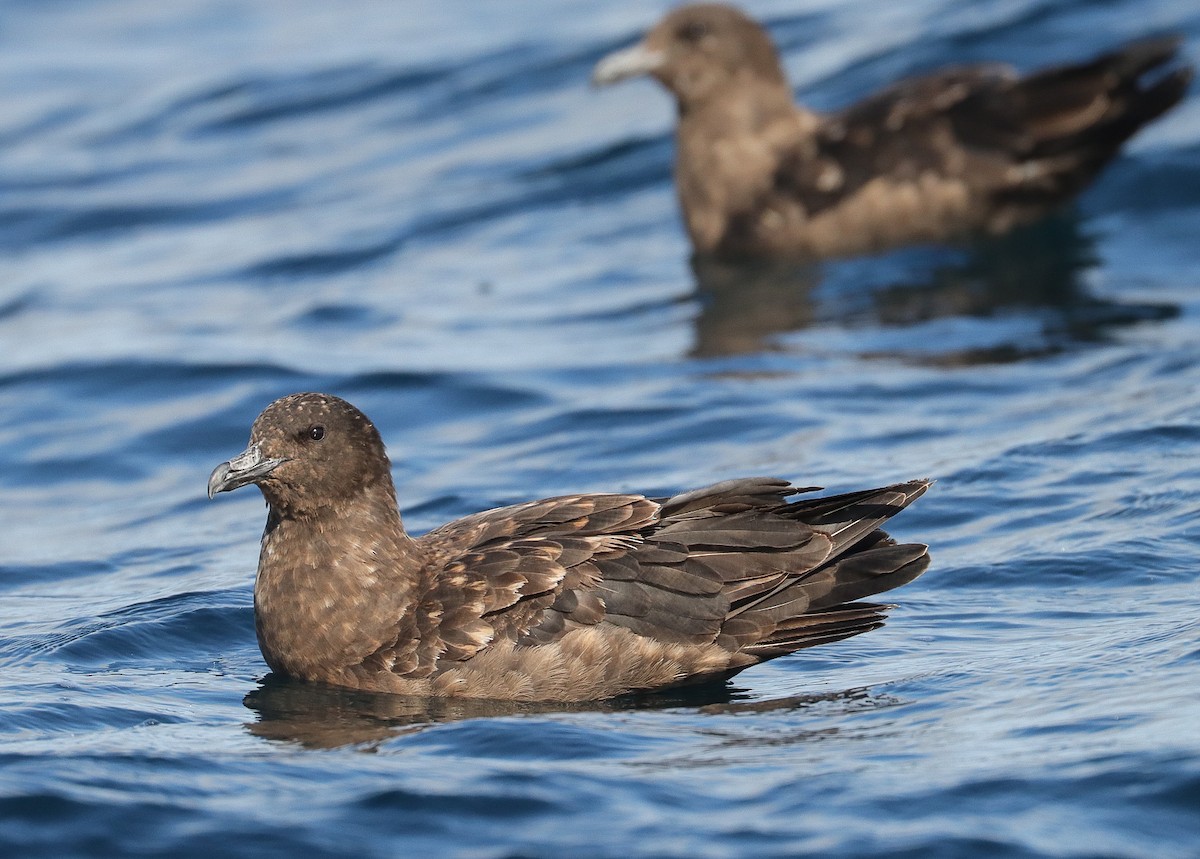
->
[771, 65, 1019, 218]
[774, 37, 1189, 218]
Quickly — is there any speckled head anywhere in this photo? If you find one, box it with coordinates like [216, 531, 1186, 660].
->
[208, 392, 393, 517]
[592, 4, 785, 106]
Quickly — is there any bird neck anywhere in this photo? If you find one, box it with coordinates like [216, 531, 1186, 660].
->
[253, 484, 424, 683]
[676, 69, 795, 125]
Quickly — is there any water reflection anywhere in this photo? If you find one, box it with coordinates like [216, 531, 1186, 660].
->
[688, 216, 1178, 362]
[242, 674, 882, 750]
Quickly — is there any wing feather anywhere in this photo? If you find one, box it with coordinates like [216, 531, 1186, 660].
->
[395, 479, 930, 685]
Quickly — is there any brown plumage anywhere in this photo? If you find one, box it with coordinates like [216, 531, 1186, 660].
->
[592, 3, 1192, 260]
[208, 392, 932, 701]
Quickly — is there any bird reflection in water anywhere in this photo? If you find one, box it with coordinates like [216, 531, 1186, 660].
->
[687, 214, 1178, 363]
[243, 674, 889, 750]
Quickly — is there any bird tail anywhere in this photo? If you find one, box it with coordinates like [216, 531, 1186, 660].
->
[1024, 36, 1190, 152]
[718, 480, 931, 659]
[995, 36, 1192, 211]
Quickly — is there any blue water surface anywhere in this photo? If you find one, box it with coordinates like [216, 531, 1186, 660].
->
[2, 1, 1200, 857]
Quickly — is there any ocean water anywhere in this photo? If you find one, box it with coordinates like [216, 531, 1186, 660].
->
[2, 0, 1199, 856]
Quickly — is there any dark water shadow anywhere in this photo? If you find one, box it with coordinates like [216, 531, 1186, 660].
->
[688, 215, 1179, 363]
[242, 673, 877, 750]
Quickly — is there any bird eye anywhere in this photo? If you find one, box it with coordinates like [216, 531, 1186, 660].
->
[677, 20, 709, 42]
[308, 425, 325, 441]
